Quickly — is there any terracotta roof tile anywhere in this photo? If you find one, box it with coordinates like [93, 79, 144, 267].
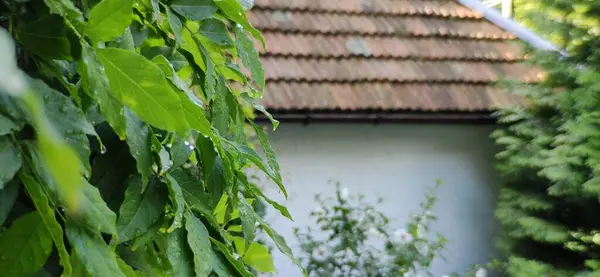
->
[248, 0, 539, 113]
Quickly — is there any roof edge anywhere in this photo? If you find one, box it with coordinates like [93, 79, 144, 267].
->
[456, 0, 557, 51]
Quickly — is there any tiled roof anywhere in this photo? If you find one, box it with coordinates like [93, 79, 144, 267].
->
[248, 0, 541, 113]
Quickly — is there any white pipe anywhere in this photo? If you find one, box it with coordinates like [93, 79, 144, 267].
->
[457, 0, 558, 52]
[502, 0, 513, 18]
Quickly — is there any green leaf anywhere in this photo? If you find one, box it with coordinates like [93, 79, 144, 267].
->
[86, 0, 134, 43]
[211, 249, 233, 277]
[116, 175, 164, 242]
[166, 228, 195, 277]
[238, 173, 291, 219]
[237, 197, 257, 242]
[166, 8, 184, 46]
[0, 114, 18, 136]
[41, 0, 86, 31]
[117, 258, 138, 277]
[210, 238, 256, 277]
[234, 25, 264, 90]
[170, 133, 197, 169]
[185, 212, 212, 277]
[66, 220, 126, 277]
[251, 122, 281, 182]
[0, 212, 53, 277]
[20, 175, 72, 276]
[16, 15, 71, 60]
[69, 182, 117, 235]
[171, 0, 217, 20]
[214, 0, 264, 46]
[243, 242, 276, 273]
[229, 141, 287, 198]
[97, 47, 189, 133]
[241, 93, 278, 130]
[165, 174, 185, 232]
[125, 109, 153, 186]
[141, 46, 187, 71]
[199, 41, 217, 101]
[0, 179, 18, 226]
[0, 136, 21, 189]
[199, 19, 234, 47]
[79, 44, 127, 139]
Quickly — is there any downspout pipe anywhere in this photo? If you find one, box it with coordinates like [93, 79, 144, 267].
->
[457, 0, 558, 52]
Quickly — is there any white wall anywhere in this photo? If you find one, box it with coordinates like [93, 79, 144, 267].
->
[258, 123, 501, 276]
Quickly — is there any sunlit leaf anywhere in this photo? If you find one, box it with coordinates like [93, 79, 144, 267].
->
[0, 212, 53, 277]
[243, 242, 275, 273]
[86, 0, 134, 43]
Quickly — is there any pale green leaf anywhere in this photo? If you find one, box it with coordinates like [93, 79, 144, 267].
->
[69, 182, 117, 235]
[165, 174, 185, 232]
[125, 109, 153, 186]
[0, 179, 18, 226]
[185, 212, 212, 277]
[66, 220, 126, 277]
[166, 228, 195, 277]
[0, 114, 18, 135]
[234, 25, 264, 90]
[20, 175, 72, 276]
[241, 93, 278, 130]
[97, 47, 189, 133]
[110, 27, 135, 50]
[117, 258, 138, 277]
[86, 0, 134, 43]
[199, 19, 233, 47]
[171, 0, 217, 20]
[214, 0, 264, 46]
[251, 122, 281, 183]
[210, 238, 256, 277]
[116, 175, 164, 242]
[0, 212, 53, 277]
[16, 15, 71, 60]
[0, 136, 21, 189]
[166, 8, 184, 45]
[79, 44, 127, 139]
[243, 242, 275, 273]
[241, 175, 291, 219]
[199, 44, 216, 100]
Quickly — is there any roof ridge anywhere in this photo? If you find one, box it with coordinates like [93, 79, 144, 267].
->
[259, 29, 515, 40]
[261, 53, 523, 63]
[251, 6, 482, 19]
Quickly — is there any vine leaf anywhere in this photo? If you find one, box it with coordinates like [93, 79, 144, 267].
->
[165, 174, 185, 232]
[116, 175, 163, 242]
[16, 15, 72, 60]
[124, 109, 153, 186]
[86, 0, 134, 43]
[199, 19, 234, 47]
[234, 25, 264, 90]
[0, 212, 53, 277]
[69, 183, 118, 235]
[185, 211, 213, 277]
[66, 220, 126, 277]
[21, 175, 72, 276]
[79, 44, 127, 139]
[0, 179, 18, 226]
[171, 0, 217, 20]
[166, 228, 195, 277]
[0, 136, 21, 189]
[97, 47, 189, 133]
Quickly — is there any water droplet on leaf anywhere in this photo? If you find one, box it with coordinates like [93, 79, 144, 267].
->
[100, 145, 107, 154]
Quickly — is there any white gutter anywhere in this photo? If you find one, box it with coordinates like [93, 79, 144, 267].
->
[457, 0, 558, 52]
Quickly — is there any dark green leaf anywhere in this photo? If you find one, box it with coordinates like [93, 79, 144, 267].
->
[237, 197, 257, 242]
[0, 136, 21, 189]
[185, 212, 212, 276]
[165, 174, 185, 232]
[251, 122, 281, 182]
[69, 182, 117, 235]
[0, 212, 53, 277]
[0, 179, 19, 226]
[16, 15, 71, 60]
[214, 0, 264, 46]
[110, 27, 136, 50]
[116, 175, 164, 242]
[79, 45, 127, 139]
[86, 0, 134, 43]
[0, 114, 19, 136]
[199, 19, 233, 47]
[199, 43, 216, 101]
[211, 248, 234, 277]
[66, 220, 126, 277]
[170, 133, 197, 169]
[141, 46, 187, 71]
[97, 47, 189, 133]
[211, 238, 256, 277]
[117, 258, 137, 277]
[20, 175, 72, 276]
[211, 79, 230, 135]
[166, 228, 195, 277]
[166, 8, 183, 45]
[42, 0, 86, 31]
[171, 0, 217, 20]
[125, 109, 153, 186]
[234, 25, 264, 90]
[241, 175, 291, 219]
[229, 141, 287, 198]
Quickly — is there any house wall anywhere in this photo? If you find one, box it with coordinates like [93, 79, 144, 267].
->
[258, 123, 502, 276]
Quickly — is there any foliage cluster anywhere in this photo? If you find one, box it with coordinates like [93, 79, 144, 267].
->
[493, 1, 600, 276]
[294, 184, 447, 277]
[0, 0, 300, 276]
